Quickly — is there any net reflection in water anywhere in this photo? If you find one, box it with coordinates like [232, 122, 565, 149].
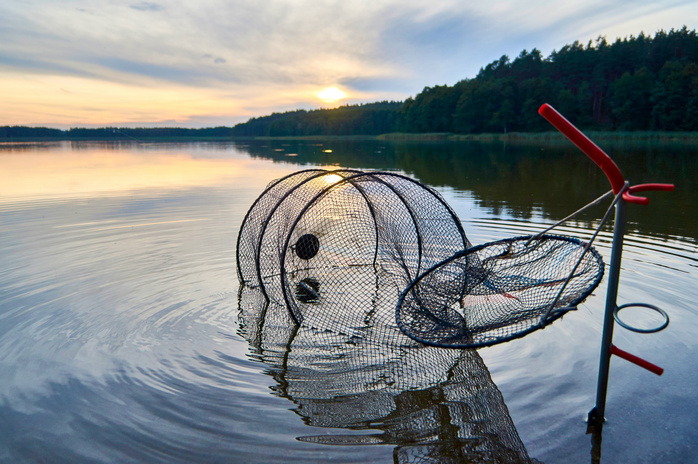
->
[238, 285, 540, 464]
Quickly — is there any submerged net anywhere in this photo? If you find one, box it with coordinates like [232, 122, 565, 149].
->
[238, 285, 539, 463]
[237, 168, 605, 349]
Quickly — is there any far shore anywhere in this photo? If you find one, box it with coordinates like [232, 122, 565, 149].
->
[2, 131, 698, 144]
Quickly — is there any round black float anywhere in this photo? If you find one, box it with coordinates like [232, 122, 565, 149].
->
[295, 234, 320, 260]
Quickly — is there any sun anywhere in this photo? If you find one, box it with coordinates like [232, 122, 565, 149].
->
[318, 87, 347, 103]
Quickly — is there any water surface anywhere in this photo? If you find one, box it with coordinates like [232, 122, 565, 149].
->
[0, 140, 695, 463]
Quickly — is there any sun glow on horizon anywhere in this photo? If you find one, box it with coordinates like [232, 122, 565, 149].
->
[318, 87, 347, 103]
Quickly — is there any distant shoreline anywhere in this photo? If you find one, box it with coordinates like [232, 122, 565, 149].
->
[2, 131, 698, 144]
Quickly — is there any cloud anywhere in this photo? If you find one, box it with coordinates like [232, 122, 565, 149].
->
[92, 56, 224, 84]
[202, 55, 227, 65]
[339, 76, 413, 95]
[129, 2, 163, 12]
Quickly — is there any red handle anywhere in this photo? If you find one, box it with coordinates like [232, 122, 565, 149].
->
[623, 183, 676, 205]
[539, 104, 625, 193]
[539, 104, 675, 205]
[611, 344, 664, 376]
[629, 183, 675, 193]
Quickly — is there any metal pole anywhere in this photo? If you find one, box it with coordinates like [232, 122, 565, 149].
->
[588, 195, 627, 427]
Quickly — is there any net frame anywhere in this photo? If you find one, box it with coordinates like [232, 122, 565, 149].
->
[278, 171, 469, 327]
[236, 168, 327, 286]
[236, 169, 360, 289]
[238, 167, 605, 350]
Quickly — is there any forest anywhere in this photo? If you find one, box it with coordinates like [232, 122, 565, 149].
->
[230, 101, 402, 137]
[2, 27, 696, 140]
[397, 26, 698, 133]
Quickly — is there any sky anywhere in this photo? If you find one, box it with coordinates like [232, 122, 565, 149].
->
[1, 0, 696, 129]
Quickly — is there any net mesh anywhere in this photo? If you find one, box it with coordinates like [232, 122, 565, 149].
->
[237, 168, 328, 286]
[237, 169, 604, 348]
[236, 169, 470, 336]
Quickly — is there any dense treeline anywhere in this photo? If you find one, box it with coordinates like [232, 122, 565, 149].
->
[65, 126, 233, 139]
[230, 101, 402, 136]
[0, 126, 65, 139]
[2, 27, 696, 140]
[0, 126, 233, 140]
[399, 27, 698, 133]
[0, 103, 400, 140]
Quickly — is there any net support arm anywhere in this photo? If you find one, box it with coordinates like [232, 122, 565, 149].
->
[538, 103, 673, 434]
[610, 344, 664, 376]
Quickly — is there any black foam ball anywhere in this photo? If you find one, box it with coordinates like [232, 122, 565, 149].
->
[295, 234, 320, 260]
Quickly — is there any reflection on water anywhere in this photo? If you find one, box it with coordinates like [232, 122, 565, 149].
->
[0, 142, 270, 203]
[235, 139, 696, 241]
[0, 141, 696, 463]
[238, 286, 538, 463]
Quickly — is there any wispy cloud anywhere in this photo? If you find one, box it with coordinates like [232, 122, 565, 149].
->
[129, 2, 164, 12]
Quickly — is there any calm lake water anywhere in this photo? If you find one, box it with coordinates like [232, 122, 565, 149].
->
[0, 139, 696, 463]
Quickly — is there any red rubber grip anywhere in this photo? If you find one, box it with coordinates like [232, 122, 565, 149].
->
[629, 183, 675, 193]
[611, 344, 664, 376]
[539, 104, 625, 194]
[539, 104, 675, 205]
[623, 183, 675, 205]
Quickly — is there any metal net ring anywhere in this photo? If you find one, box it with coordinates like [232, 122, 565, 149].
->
[614, 303, 669, 334]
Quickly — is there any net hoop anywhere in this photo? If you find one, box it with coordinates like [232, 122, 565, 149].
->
[614, 303, 669, 334]
[236, 169, 471, 335]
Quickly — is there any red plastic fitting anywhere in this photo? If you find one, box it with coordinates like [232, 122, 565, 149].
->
[610, 344, 664, 376]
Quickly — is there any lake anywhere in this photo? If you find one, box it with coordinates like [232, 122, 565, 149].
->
[0, 139, 695, 463]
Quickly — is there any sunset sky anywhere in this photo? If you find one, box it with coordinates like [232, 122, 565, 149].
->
[1, 0, 695, 129]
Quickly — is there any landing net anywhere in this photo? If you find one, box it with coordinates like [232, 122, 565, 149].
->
[396, 235, 604, 348]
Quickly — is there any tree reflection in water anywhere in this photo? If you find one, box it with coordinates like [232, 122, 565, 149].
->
[238, 285, 541, 464]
